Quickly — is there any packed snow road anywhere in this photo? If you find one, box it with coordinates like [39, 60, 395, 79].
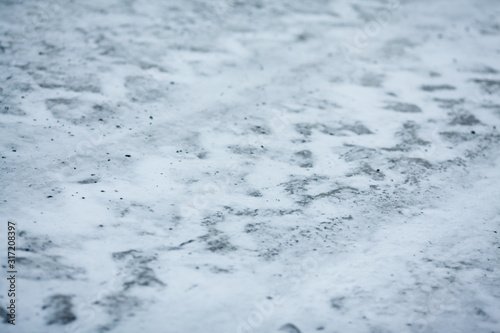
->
[1, 0, 499, 332]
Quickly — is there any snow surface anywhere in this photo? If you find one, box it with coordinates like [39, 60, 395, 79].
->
[1, 0, 500, 332]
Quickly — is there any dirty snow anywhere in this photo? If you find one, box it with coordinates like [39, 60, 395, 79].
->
[1, 0, 500, 332]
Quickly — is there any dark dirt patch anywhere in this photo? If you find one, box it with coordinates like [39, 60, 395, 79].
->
[450, 113, 481, 126]
[421, 84, 456, 92]
[42, 295, 76, 325]
[247, 190, 262, 197]
[434, 98, 464, 109]
[346, 163, 385, 181]
[294, 150, 313, 168]
[250, 125, 271, 135]
[385, 102, 422, 113]
[78, 178, 99, 184]
[330, 296, 346, 310]
[112, 250, 165, 290]
[0, 307, 8, 323]
[472, 79, 500, 94]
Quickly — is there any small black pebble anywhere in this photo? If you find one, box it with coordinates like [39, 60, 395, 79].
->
[376, 169, 380, 172]
[471, 131, 476, 134]
[82, 197, 85, 199]
[99, 224, 103, 227]
[149, 116, 153, 119]
[12, 150, 16, 152]
[47, 196, 53, 198]
[100, 190, 105, 192]
[125, 154, 131, 157]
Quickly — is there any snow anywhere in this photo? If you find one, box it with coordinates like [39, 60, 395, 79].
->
[1, 0, 499, 332]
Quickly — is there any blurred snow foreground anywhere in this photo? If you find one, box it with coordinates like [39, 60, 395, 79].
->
[1, 0, 500, 332]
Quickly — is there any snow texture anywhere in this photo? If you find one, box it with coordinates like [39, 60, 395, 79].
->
[1, 0, 500, 332]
